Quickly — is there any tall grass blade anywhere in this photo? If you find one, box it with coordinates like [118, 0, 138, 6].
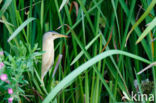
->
[59, 0, 69, 12]
[70, 34, 101, 66]
[136, 17, 156, 44]
[8, 18, 36, 42]
[0, 0, 12, 17]
[125, 0, 156, 46]
[43, 50, 151, 103]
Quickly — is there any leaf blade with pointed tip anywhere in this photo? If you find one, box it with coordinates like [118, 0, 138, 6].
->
[136, 18, 156, 44]
[8, 17, 36, 42]
[125, 0, 156, 46]
[59, 0, 68, 12]
[43, 50, 151, 103]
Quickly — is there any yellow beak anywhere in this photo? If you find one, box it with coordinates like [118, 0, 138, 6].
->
[56, 34, 68, 38]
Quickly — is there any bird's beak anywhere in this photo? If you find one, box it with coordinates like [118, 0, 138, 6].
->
[56, 34, 68, 38]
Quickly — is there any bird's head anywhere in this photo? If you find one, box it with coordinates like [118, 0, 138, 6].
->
[43, 31, 68, 41]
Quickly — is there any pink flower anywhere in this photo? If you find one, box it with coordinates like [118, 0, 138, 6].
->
[0, 51, 3, 55]
[0, 74, 7, 81]
[8, 88, 13, 94]
[8, 97, 13, 103]
[0, 62, 4, 69]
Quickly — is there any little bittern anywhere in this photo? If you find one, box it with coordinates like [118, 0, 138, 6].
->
[41, 31, 68, 80]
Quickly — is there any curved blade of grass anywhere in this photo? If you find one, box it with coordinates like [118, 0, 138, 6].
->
[70, 34, 101, 66]
[8, 17, 36, 42]
[0, 0, 12, 18]
[125, 0, 156, 46]
[136, 17, 156, 44]
[59, 0, 69, 12]
[43, 50, 151, 103]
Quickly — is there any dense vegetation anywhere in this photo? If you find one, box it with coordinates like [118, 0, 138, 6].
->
[0, 0, 156, 102]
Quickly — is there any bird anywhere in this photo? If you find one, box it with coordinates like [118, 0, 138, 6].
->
[41, 31, 68, 81]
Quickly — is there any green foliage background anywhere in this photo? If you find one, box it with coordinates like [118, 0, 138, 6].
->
[0, 0, 156, 102]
